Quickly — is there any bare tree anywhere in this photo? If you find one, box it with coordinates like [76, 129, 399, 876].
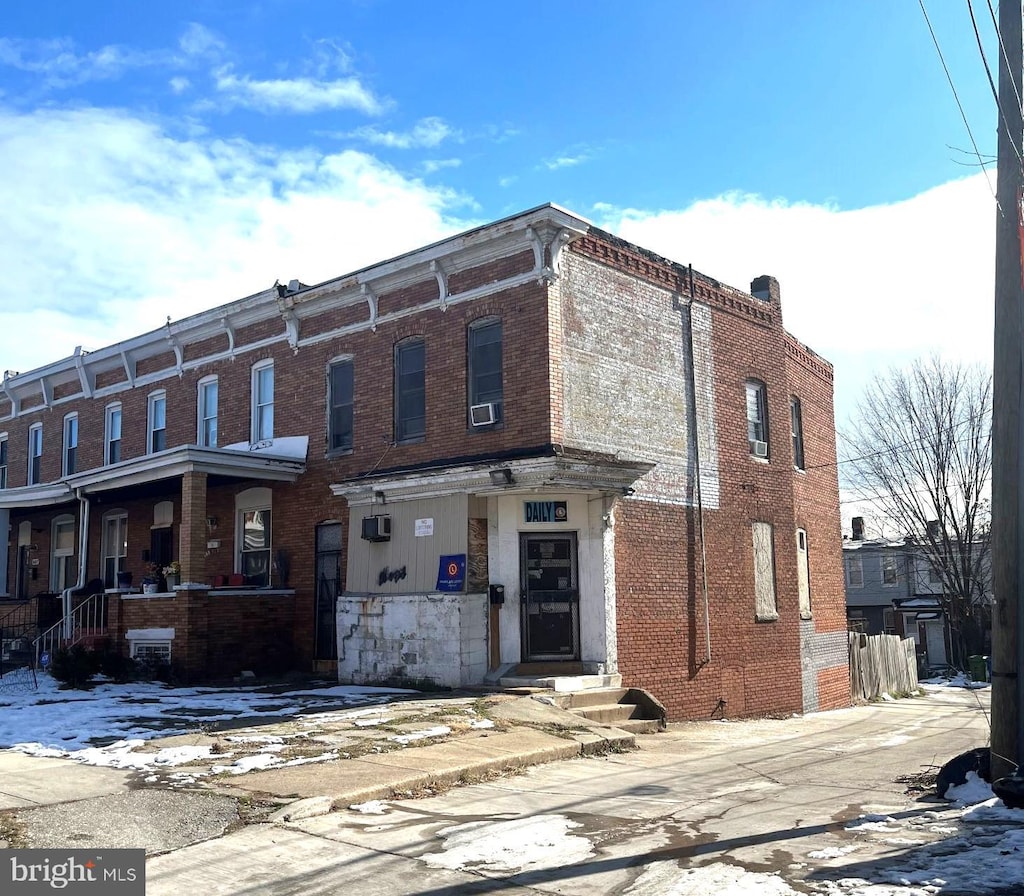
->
[843, 356, 992, 667]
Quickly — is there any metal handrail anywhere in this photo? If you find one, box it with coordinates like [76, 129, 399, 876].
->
[34, 592, 109, 666]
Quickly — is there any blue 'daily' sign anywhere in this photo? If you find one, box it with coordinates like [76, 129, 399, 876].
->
[524, 501, 568, 523]
[436, 554, 467, 592]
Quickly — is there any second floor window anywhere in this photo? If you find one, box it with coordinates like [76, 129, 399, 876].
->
[882, 554, 899, 586]
[148, 392, 167, 453]
[252, 361, 274, 443]
[791, 397, 805, 470]
[198, 378, 218, 448]
[847, 556, 863, 588]
[0, 437, 7, 489]
[468, 319, 503, 426]
[63, 414, 78, 476]
[105, 404, 122, 465]
[328, 359, 354, 452]
[746, 380, 769, 458]
[395, 338, 425, 442]
[28, 424, 42, 485]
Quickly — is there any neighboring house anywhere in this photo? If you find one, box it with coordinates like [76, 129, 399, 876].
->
[0, 204, 849, 719]
[844, 525, 965, 670]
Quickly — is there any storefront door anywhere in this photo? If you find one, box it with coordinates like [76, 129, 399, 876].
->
[519, 533, 580, 661]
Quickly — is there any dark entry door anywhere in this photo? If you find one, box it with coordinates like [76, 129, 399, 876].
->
[314, 522, 343, 662]
[520, 533, 580, 661]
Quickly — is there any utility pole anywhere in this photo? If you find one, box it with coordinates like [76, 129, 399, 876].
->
[991, 0, 1024, 782]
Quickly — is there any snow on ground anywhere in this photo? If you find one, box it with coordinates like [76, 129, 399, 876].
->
[423, 815, 595, 874]
[0, 673, 408, 768]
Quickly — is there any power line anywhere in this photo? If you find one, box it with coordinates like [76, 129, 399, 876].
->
[967, 0, 1024, 167]
[919, 0, 1000, 209]
[986, 0, 1024, 116]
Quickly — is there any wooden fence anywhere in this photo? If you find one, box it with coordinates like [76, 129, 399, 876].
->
[848, 631, 919, 701]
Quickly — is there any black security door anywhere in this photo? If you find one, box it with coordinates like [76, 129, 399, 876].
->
[314, 523, 343, 662]
[520, 533, 580, 661]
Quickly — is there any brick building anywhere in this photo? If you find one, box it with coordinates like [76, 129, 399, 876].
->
[0, 204, 849, 718]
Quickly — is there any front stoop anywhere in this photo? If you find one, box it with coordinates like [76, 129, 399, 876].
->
[497, 662, 623, 693]
[552, 687, 667, 735]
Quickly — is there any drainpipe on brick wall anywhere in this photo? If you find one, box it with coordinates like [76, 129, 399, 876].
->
[61, 488, 91, 638]
[686, 264, 713, 666]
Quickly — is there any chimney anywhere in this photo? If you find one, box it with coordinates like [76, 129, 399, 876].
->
[750, 275, 780, 304]
[851, 517, 864, 541]
[926, 519, 940, 540]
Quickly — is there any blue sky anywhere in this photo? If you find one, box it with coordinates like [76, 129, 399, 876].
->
[0, 1, 1001, 437]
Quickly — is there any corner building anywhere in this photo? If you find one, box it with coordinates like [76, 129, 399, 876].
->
[0, 205, 849, 718]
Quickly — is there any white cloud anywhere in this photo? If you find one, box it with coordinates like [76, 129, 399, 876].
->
[0, 106, 475, 375]
[178, 23, 224, 60]
[422, 158, 461, 173]
[0, 37, 150, 87]
[213, 66, 388, 115]
[597, 175, 995, 425]
[347, 117, 460, 149]
[169, 76, 190, 95]
[544, 153, 588, 170]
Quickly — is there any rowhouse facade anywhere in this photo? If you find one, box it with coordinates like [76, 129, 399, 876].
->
[0, 205, 849, 718]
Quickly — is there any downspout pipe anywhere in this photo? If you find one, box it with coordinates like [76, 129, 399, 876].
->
[62, 488, 90, 639]
[684, 264, 713, 666]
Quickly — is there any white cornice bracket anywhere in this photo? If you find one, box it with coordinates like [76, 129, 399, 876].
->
[548, 228, 573, 280]
[1, 373, 19, 416]
[164, 323, 185, 375]
[431, 260, 449, 311]
[120, 351, 136, 387]
[74, 349, 94, 398]
[220, 317, 236, 358]
[276, 296, 300, 353]
[39, 378, 52, 409]
[361, 283, 378, 332]
[526, 226, 545, 275]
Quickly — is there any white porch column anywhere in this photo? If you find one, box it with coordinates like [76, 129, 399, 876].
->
[0, 508, 9, 595]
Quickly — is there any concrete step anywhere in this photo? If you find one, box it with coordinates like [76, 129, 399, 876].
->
[498, 673, 623, 692]
[570, 703, 642, 724]
[614, 718, 664, 735]
[557, 687, 629, 709]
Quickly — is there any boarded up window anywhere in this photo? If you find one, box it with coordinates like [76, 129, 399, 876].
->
[796, 528, 811, 618]
[752, 522, 778, 621]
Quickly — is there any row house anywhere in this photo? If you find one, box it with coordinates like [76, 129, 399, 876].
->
[0, 204, 849, 718]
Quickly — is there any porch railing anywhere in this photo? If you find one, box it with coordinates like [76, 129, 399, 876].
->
[34, 592, 110, 668]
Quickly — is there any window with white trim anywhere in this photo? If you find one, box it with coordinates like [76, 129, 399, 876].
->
[27, 423, 42, 485]
[198, 376, 218, 448]
[746, 380, 769, 458]
[395, 338, 425, 442]
[752, 521, 778, 621]
[0, 434, 8, 489]
[328, 358, 354, 453]
[468, 318, 503, 426]
[882, 554, 899, 586]
[105, 403, 122, 465]
[102, 511, 128, 588]
[148, 390, 167, 453]
[236, 487, 272, 587]
[130, 640, 172, 663]
[63, 413, 78, 476]
[51, 514, 76, 592]
[847, 555, 863, 588]
[251, 360, 274, 443]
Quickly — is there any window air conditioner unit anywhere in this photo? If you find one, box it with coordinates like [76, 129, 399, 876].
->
[361, 515, 391, 542]
[751, 440, 769, 458]
[470, 402, 497, 426]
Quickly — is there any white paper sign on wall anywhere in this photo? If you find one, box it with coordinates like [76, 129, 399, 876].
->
[415, 518, 434, 537]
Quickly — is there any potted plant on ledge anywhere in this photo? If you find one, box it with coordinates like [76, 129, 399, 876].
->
[163, 561, 181, 589]
[142, 562, 161, 594]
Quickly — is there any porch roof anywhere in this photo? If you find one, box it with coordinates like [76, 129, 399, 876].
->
[0, 443, 306, 510]
[330, 451, 655, 505]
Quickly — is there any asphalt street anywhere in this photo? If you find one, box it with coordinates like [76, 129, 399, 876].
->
[0, 687, 995, 894]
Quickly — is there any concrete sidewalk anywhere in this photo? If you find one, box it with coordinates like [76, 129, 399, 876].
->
[0, 689, 640, 851]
